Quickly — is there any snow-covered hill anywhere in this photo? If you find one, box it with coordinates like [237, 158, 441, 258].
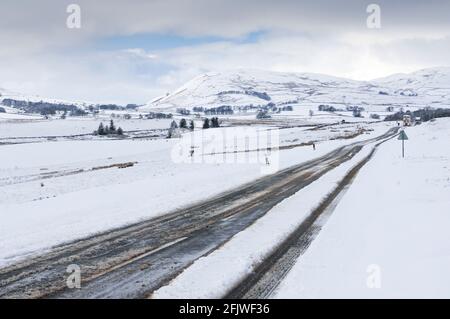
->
[0, 88, 137, 116]
[0, 88, 93, 110]
[374, 67, 450, 103]
[143, 68, 450, 112]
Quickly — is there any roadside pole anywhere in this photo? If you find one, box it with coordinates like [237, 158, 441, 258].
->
[402, 138, 404, 158]
[398, 130, 409, 158]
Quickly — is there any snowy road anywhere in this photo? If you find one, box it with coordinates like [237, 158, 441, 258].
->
[0, 128, 398, 299]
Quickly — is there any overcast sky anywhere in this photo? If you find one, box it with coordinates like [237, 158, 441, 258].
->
[1, 0, 450, 104]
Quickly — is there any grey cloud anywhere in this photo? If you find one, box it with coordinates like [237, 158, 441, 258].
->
[1, 0, 450, 48]
[1, 0, 450, 103]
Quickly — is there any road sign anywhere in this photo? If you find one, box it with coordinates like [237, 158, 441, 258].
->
[398, 130, 409, 140]
[398, 130, 408, 158]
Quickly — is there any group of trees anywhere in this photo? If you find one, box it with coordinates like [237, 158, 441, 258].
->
[69, 109, 88, 117]
[176, 108, 191, 115]
[39, 108, 86, 117]
[279, 105, 293, 111]
[217, 90, 271, 101]
[317, 104, 366, 118]
[192, 106, 234, 115]
[97, 104, 140, 111]
[206, 106, 234, 115]
[318, 104, 337, 112]
[384, 108, 450, 123]
[164, 115, 225, 137]
[39, 108, 57, 116]
[203, 117, 220, 129]
[95, 120, 124, 136]
[191, 103, 293, 115]
[179, 118, 195, 130]
[2, 98, 80, 114]
[353, 109, 362, 117]
[167, 118, 195, 138]
[346, 105, 365, 112]
[261, 104, 292, 114]
[256, 110, 271, 119]
[168, 117, 218, 135]
[144, 112, 173, 119]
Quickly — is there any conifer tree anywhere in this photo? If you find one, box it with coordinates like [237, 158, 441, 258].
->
[203, 118, 210, 129]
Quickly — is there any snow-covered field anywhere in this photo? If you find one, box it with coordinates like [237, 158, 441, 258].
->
[0, 117, 172, 138]
[0, 117, 392, 267]
[274, 118, 450, 298]
[0, 112, 42, 121]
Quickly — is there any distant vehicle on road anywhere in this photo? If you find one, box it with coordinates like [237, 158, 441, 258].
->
[403, 114, 412, 126]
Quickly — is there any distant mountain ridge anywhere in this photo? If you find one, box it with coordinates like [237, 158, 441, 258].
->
[142, 67, 450, 112]
[2, 67, 450, 114]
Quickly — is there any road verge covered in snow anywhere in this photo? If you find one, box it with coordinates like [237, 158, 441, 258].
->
[274, 119, 450, 298]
